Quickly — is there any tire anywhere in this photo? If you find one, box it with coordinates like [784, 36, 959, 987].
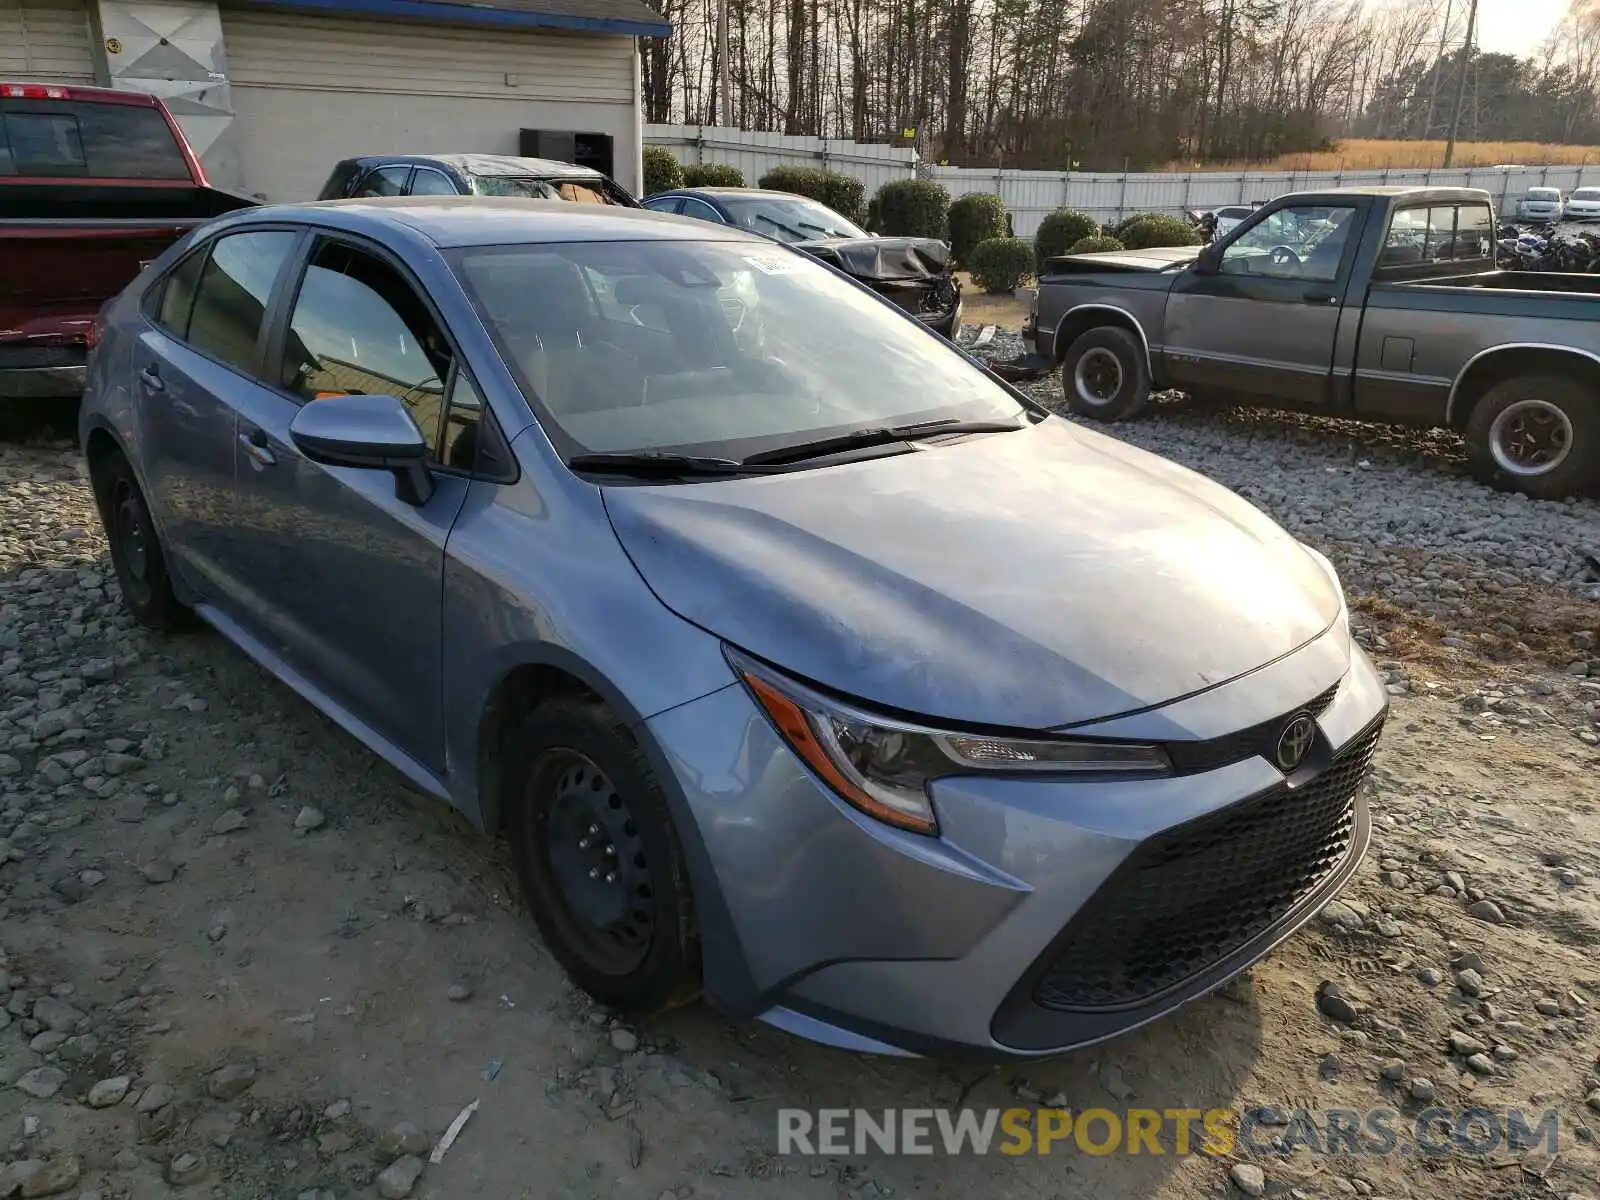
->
[88, 449, 191, 630]
[1060, 325, 1151, 421]
[507, 697, 701, 1014]
[1464, 373, 1599, 499]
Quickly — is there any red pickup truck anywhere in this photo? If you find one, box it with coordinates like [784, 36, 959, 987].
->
[1, 82, 256, 400]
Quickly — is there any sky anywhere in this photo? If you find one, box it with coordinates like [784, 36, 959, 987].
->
[1474, 0, 1569, 57]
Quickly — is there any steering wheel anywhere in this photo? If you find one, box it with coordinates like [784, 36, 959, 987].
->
[1269, 245, 1302, 267]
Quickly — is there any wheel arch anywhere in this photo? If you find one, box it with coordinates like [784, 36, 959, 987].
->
[1446, 344, 1600, 431]
[1053, 303, 1153, 375]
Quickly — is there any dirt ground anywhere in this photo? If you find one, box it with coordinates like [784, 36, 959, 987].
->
[0, 437, 1598, 1200]
[955, 272, 1030, 329]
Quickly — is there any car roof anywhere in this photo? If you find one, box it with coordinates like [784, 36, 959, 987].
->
[249, 196, 767, 247]
[341, 153, 604, 180]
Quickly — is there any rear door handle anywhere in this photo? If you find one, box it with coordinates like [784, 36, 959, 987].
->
[138, 366, 165, 392]
[239, 428, 277, 468]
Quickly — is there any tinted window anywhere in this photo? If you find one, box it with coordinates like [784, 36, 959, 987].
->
[453, 240, 1021, 459]
[642, 196, 683, 214]
[280, 241, 453, 458]
[355, 166, 410, 197]
[152, 248, 207, 338]
[409, 168, 458, 196]
[679, 198, 725, 223]
[186, 231, 297, 374]
[1220, 204, 1356, 281]
[0, 99, 189, 179]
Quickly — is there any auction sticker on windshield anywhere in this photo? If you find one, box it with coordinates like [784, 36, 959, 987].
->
[744, 253, 809, 275]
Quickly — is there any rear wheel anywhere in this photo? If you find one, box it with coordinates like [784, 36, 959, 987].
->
[507, 698, 701, 1014]
[89, 449, 191, 630]
[1464, 374, 1599, 499]
[1060, 326, 1150, 421]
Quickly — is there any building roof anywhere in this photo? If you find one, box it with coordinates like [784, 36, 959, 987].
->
[231, 0, 670, 38]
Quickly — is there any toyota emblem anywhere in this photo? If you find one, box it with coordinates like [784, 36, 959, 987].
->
[1275, 714, 1317, 772]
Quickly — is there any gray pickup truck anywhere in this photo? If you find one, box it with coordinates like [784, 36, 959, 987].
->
[1025, 186, 1598, 498]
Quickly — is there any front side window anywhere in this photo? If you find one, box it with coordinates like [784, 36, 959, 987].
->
[452, 239, 1021, 460]
[1219, 204, 1356, 281]
[679, 198, 725, 223]
[185, 230, 298, 374]
[279, 241, 453, 458]
[355, 166, 410, 197]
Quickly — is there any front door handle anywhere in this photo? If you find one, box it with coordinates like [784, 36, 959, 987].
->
[239, 428, 277, 468]
[138, 366, 165, 392]
[1305, 289, 1339, 305]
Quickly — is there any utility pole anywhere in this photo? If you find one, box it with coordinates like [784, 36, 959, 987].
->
[716, 0, 731, 127]
[1442, 0, 1479, 168]
[1422, 0, 1453, 139]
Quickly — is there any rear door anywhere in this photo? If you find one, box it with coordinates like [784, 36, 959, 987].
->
[1162, 202, 1363, 406]
[217, 232, 476, 771]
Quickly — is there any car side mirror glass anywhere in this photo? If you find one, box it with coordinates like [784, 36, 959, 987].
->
[289, 393, 435, 506]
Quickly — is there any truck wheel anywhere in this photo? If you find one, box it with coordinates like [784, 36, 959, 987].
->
[1464, 374, 1598, 499]
[1061, 327, 1150, 422]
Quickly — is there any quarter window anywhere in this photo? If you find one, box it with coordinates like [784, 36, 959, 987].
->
[184, 230, 298, 374]
[355, 165, 409, 197]
[150, 247, 207, 338]
[279, 241, 454, 458]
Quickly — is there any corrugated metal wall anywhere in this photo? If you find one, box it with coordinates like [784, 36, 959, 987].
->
[0, 0, 97, 83]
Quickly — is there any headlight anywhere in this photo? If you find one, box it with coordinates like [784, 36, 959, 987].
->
[730, 651, 1171, 836]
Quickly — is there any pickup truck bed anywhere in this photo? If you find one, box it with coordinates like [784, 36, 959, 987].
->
[1027, 186, 1600, 499]
[0, 84, 256, 399]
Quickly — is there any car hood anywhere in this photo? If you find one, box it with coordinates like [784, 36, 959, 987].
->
[602, 419, 1342, 729]
[792, 236, 951, 281]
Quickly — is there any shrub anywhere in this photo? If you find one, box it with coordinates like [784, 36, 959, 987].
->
[967, 237, 1034, 294]
[1034, 209, 1100, 268]
[947, 193, 1007, 267]
[682, 162, 745, 188]
[1117, 213, 1202, 250]
[757, 166, 867, 224]
[643, 146, 683, 197]
[1067, 234, 1125, 254]
[874, 179, 951, 240]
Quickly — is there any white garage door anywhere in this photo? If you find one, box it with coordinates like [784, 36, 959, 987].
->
[220, 10, 640, 201]
[0, 0, 97, 83]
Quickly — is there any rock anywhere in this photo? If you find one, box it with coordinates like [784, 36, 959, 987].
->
[85, 1076, 130, 1108]
[1586, 1089, 1600, 1113]
[1374, 916, 1402, 938]
[136, 1082, 175, 1113]
[1418, 967, 1443, 986]
[1465, 1053, 1495, 1075]
[28, 1032, 65, 1055]
[207, 1061, 256, 1100]
[377, 1122, 430, 1159]
[376, 1156, 425, 1199]
[1409, 1077, 1436, 1102]
[446, 982, 472, 1003]
[1318, 900, 1366, 932]
[1449, 1031, 1489, 1056]
[1316, 981, 1360, 1025]
[165, 1151, 208, 1187]
[139, 858, 175, 885]
[1468, 899, 1507, 924]
[1380, 1059, 1407, 1081]
[323, 1099, 352, 1120]
[1456, 968, 1485, 997]
[211, 809, 248, 835]
[15, 1068, 66, 1099]
[18, 1156, 79, 1198]
[1230, 1162, 1266, 1196]
[293, 805, 325, 833]
[102, 752, 143, 776]
[610, 1026, 640, 1053]
[31, 997, 83, 1033]
[1536, 997, 1563, 1016]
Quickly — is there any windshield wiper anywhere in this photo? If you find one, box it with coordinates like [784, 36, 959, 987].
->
[567, 450, 747, 477]
[740, 418, 1023, 467]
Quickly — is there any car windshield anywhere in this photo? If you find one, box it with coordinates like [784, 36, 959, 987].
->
[470, 175, 620, 204]
[1573, 189, 1600, 201]
[717, 195, 868, 242]
[452, 238, 1021, 460]
[1217, 207, 1250, 219]
[1527, 189, 1559, 200]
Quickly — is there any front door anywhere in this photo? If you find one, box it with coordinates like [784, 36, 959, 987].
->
[1161, 202, 1363, 406]
[220, 235, 474, 772]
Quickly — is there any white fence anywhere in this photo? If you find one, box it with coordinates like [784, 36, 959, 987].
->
[642, 126, 1600, 235]
[643, 125, 916, 198]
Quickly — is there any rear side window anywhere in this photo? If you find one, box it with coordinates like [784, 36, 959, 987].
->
[355, 166, 409, 197]
[0, 99, 190, 179]
[1383, 204, 1493, 264]
[185, 231, 298, 374]
[409, 168, 458, 196]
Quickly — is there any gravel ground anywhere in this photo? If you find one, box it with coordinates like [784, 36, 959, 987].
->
[0, 379, 1596, 1200]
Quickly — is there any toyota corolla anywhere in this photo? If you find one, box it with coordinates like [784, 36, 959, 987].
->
[80, 198, 1387, 1059]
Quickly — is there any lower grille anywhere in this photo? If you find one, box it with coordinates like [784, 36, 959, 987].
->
[0, 346, 85, 369]
[1032, 719, 1382, 1011]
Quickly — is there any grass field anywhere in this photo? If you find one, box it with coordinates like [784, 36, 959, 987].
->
[1164, 138, 1600, 171]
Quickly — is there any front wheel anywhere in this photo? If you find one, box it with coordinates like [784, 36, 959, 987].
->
[1060, 326, 1151, 422]
[507, 698, 701, 1014]
[1464, 374, 1599, 499]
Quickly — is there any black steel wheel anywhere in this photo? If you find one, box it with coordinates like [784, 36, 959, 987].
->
[90, 448, 190, 630]
[509, 698, 701, 1013]
[1060, 325, 1151, 422]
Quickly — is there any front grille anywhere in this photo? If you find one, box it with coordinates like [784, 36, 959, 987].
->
[1165, 681, 1340, 775]
[1031, 718, 1382, 1011]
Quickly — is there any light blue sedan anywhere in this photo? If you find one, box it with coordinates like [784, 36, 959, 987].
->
[80, 197, 1388, 1059]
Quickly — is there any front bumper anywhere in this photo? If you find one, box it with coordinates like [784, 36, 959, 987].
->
[646, 631, 1388, 1060]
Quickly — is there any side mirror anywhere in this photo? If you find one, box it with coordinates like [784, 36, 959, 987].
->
[1194, 244, 1222, 274]
[289, 393, 435, 506]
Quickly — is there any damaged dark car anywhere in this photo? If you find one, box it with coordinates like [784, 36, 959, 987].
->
[642, 187, 962, 338]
